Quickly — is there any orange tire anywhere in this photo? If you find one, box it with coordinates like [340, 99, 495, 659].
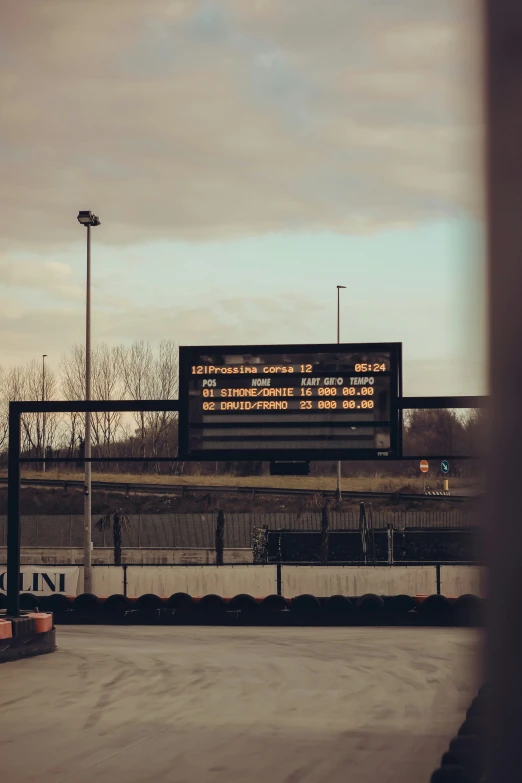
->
[0, 620, 13, 639]
[27, 613, 53, 633]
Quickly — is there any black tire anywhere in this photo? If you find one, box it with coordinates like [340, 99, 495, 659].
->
[19, 593, 40, 610]
[228, 594, 258, 613]
[454, 594, 483, 626]
[41, 593, 73, 612]
[356, 593, 385, 614]
[260, 594, 289, 612]
[291, 594, 321, 613]
[135, 593, 163, 611]
[73, 593, 101, 612]
[324, 595, 353, 616]
[103, 594, 131, 614]
[390, 594, 415, 613]
[166, 592, 194, 612]
[197, 594, 226, 613]
[0, 593, 6, 610]
[419, 594, 451, 623]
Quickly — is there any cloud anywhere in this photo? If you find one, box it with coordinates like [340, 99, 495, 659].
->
[0, 291, 486, 395]
[0, 289, 323, 366]
[0, 0, 483, 250]
[0, 257, 83, 300]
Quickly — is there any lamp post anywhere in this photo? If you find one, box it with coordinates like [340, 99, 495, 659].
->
[42, 355, 47, 473]
[77, 210, 101, 594]
[336, 286, 346, 500]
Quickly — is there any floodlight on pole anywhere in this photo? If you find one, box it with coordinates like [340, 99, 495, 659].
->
[77, 210, 101, 594]
[77, 210, 101, 227]
[336, 286, 346, 345]
[336, 285, 346, 500]
[42, 355, 47, 474]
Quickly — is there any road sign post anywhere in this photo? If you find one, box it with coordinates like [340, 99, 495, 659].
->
[441, 460, 449, 492]
[420, 459, 429, 493]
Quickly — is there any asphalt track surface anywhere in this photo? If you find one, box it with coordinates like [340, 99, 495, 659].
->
[0, 626, 479, 783]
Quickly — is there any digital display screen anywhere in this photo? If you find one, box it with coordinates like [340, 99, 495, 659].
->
[178, 343, 402, 460]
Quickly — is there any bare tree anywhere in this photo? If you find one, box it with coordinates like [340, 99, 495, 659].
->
[117, 341, 153, 465]
[61, 343, 124, 469]
[145, 340, 179, 473]
[60, 345, 86, 464]
[1, 361, 58, 462]
[119, 340, 179, 472]
[91, 344, 124, 467]
[0, 365, 8, 458]
[24, 359, 59, 465]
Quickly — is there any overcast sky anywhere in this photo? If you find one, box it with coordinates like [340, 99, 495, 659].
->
[0, 0, 485, 395]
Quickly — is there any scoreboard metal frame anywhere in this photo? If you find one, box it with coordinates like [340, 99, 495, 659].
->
[178, 342, 403, 461]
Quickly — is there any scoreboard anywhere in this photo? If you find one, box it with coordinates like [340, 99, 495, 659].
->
[178, 343, 402, 461]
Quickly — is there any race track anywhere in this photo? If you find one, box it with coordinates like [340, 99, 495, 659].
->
[0, 626, 479, 783]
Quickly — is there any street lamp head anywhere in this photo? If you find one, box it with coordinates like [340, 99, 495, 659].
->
[77, 210, 101, 227]
[337, 285, 346, 290]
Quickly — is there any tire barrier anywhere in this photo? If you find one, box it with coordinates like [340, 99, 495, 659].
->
[0, 613, 56, 663]
[0, 614, 54, 641]
[228, 593, 258, 614]
[291, 594, 321, 613]
[27, 592, 485, 626]
[196, 594, 227, 615]
[166, 592, 194, 612]
[260, 594, 289, 613]
[430, 688, 486, 782]
[418, 594, 452, 625]
[0, 618, 13, 639]
[10, 616, 37, 637]
[389, 594, 416, 613]
[324, 594, 354, 619]
[103, 594, 131, 614]
[27, 612, 53, 633]
[356, 593, 385, 614]
[73, 593, 101, 612]
[134, 593, 164, 612]
[454, 594, 483, 627]
[41, 594, 73, 613]
[19, 592, 41, 611]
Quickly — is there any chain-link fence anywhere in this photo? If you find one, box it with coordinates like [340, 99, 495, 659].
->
[0, 510, 475, 549]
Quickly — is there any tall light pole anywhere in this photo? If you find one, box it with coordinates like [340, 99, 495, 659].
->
[42, 355, 47, 473]
[77, 210, 101, 594]
[336, 286, 346, 500]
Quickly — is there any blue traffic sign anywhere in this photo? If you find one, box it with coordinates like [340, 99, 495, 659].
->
[441, 460, 450, 475]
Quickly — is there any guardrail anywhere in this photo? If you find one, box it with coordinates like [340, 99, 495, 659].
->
[0, 476, 478, 503]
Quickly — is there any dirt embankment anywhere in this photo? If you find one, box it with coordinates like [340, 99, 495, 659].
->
[0, 484, 473, 516]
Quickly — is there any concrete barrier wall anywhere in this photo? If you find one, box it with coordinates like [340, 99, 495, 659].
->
[4, 561, 483, 598]
[280, 565, 438, 598]
[125, 565, 278, 598]
[89, 567, 126, 597]
[440, 566, 486, 598]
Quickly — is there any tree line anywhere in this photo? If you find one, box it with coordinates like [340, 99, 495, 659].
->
[0, 341, 179, 472]
[0, 342, 483, 476]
